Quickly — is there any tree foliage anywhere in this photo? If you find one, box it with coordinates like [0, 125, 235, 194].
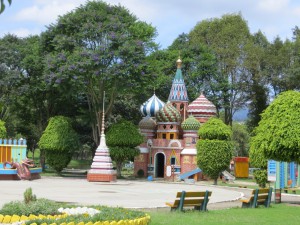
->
[198, 117, 232, 141]
[42, 1, 157, 146]
[189, 13, 251, 125]
[232, 122, 249, 157]
[244, 31, 269, 132]
[197, 140, 232, 184]
[0, 120, 6, 138]
[251, 90, 300, 164]
[0, 0, 11, 14]
[38, 116, 80, 172]
[197, 117, 233, 184]
[106, 120, 143, 177]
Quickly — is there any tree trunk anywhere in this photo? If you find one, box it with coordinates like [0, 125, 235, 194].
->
[116, 162, 122, 178]
[39, 149, 46, 171]
[213, 177, 218, 185]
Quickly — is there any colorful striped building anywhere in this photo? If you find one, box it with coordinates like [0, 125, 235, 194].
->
[134, 58, 217, 180]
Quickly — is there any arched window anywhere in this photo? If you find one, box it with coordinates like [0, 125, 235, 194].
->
[170, 156, 176, 165]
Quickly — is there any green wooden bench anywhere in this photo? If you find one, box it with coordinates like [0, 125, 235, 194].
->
[240, 187, 273, 208]
[166, 190, 212, 212]
[283, 187, 297, 194]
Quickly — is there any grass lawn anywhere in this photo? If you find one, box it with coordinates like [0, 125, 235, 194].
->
[148, 204, 300, 225]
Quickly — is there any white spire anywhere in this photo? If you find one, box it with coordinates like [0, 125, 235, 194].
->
[87, 91, 116, 181]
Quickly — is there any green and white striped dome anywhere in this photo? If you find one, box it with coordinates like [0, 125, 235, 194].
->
[156, 103, 181, 123]
[181, 115, 201, 130]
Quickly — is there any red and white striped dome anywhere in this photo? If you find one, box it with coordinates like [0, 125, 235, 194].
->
[187, 94, 216, 123]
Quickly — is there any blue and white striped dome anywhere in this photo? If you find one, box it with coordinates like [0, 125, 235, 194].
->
[140, 94, 165, 117]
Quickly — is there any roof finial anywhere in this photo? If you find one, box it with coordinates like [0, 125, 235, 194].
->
[101, 91, 105, 135]
[176, 51, 182, 69]
[154, 87, 156, 94]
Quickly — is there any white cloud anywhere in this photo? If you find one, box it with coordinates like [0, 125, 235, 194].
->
[292, 6, 300, 16]
[257, 0, 289, 12]
[2, 0, 299, 47]
[0, 28, 40, 38]
[14, 0, 86, 24]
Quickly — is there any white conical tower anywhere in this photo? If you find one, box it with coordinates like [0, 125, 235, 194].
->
[87, 92, 116, 182]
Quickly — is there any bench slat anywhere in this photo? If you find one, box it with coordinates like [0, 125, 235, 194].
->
[166, 190, 211, 211]
[241, 188, 272, 208]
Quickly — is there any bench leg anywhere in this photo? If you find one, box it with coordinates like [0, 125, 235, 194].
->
[178, 191, 186, 212]
[264, 187, 273, 208]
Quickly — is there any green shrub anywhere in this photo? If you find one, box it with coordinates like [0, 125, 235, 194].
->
[0, 198, 64, 216]
[24, 206, 148, 225]
[38, 116, 80, 173]
[24, 188, 36, 204]
[198, 117, 232, 141]
[197, 140, 232, 183]
[46, 151, 72, 173]
[253, 169, 268, 188]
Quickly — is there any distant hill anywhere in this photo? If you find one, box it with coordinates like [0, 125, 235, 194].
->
[233, 108, 248, 121]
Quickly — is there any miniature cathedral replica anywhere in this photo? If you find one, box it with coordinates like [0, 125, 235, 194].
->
[87, 92, 117, 182]
[134, 58, 217, 180]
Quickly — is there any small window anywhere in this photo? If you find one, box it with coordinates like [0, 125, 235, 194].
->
[170, 157, 176, 165]
[163, 125, 167, 129]
[162, 133, 166, 139]
[170, 125, 173, 129]
[192, 138, 196, 144]
[180, 103, 184, 111]
[170, 134, 174, 139]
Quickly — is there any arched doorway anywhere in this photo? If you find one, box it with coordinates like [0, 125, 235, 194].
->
[155, 153, 165, 178]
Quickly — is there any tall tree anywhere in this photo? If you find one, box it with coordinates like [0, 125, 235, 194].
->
[244, 31, 269, 132]
[265, 37, 293, 96]
[232, 122, 249, 156]
[0, 34, 24, 126]
[189, 13, 251, 125]
[42, 1, 157, 146]
[146, 33, 218, 111]
[286, 26, 300, 90]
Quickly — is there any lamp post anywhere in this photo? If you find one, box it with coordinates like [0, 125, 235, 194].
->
[147, 139, 153, 176]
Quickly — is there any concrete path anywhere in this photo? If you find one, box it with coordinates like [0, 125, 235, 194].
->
[0, 177, 243, 209]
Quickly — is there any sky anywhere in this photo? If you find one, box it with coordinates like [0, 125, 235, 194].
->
[1, 0, 300, 49]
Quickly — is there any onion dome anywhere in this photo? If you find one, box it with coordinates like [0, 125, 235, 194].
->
[168, 58, 189, 102]
[187, 93, 217, 117]
[181, 115, 201, 130]
[139, 116, 157, 130]
[156, 103, 181, 123]
[140, 94, 165, 117]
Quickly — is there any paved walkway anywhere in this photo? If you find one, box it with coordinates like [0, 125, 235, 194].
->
[0, 177, 244, 209]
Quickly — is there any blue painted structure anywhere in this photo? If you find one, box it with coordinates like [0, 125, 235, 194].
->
[0, 138, 42, 179]
[178, 168, 202, 180]
[274, 161, 299, 188]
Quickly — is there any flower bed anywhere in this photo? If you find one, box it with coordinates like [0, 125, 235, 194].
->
[0, 189, 150, 225]
[0, 207, 150, 225]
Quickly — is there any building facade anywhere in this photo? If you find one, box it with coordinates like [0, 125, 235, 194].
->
[134, 58, 217, 180]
